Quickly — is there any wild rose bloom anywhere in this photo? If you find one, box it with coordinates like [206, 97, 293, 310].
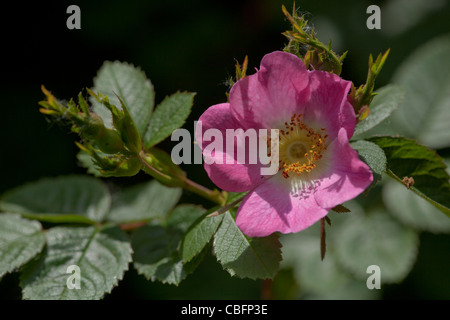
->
[196, 51, 373, 237]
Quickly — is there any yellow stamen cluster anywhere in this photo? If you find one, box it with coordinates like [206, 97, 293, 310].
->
[278, 113, 327, 179]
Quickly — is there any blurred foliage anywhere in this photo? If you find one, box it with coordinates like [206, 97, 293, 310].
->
[1, 0, 450, 299]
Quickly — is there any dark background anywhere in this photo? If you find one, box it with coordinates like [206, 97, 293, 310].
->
[1, 0, 450, 299]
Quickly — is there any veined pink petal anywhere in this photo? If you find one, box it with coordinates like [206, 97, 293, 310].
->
[303, 70, 355, 140]
[313, 128, 373, 209]
[236, 175, 329, 237]
[195, 103, 266, 192]
[229, 51, 311, 130]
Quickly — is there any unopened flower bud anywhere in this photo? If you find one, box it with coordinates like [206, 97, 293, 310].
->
[78, 114, 124, 154]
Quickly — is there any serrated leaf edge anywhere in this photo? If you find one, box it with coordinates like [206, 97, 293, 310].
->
[0, 214, 46, 279]
[20, 226, 133, 300]
[212, 212, 282, 280]
[144, 91, 196, 149]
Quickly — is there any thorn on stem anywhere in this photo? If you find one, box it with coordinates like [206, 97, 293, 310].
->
[320, 218, 326, 261]
[402, 176, 415, 189]
[325, 215, 332, 226]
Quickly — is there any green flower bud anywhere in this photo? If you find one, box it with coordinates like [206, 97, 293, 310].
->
[77, 114, 124, 154]
[80, 114, 105, 139]
[95, 128, 125, 154]
[100, 157, 142, 177]
[115, 95, 142, 154]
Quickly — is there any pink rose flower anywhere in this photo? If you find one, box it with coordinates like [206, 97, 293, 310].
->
[196, 51, 373, 237]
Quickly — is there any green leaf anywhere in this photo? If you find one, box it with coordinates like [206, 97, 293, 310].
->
[143, 92, 195, 149]
[351, 140, 387, 190]
[131, 224, 199, 286]
[180, 192, 246, 263]
[383, 180, 450, 234]
[389, 35, 450, 149]
[0, 175, 111, 224]
[352, 84, 405, 138]
[281, 225, 349, 295]
[181, 211, 223, 263]
[213, 211, 282, 280]
[303, 278, 381, 300]
[20, 226, 132, 300]
[107, 180, 182, 224]
[334, 210, 419, 283]
[280, 202, 380, 299]
[0, 214, 46, 279]
[369, 136, 450, 217]
[166, 204, 206, 233]
[76, 150, 102, 177]
[91, 61, 155, 136]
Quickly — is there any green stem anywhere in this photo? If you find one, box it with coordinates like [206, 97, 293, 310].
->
[140, 155, 177, 186]
[207, 194, 245, 217]
[386, 169, 449, 215]
[183, 177, 227, 206]
[281, 4, 343, 75]
[140, 153, 226, 206]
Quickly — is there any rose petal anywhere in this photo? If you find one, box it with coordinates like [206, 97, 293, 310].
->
[303, 70, 355, 140]
[313, 128, 373, 209]
[229, 51, 311, 130]
[196, 103, 266, 192]
[236, 174, 329, 237]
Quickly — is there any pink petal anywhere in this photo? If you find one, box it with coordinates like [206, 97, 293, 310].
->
[195, 103, 266, 192]
[229, 51, 311, 130]
[236, 175, 329, 237]
[302, 70, 355, 140]
[314, 128, 373, 209]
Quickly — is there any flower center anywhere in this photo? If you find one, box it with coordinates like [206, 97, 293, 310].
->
[278, 113, 328, 179]
[286, 142, 308, 162]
